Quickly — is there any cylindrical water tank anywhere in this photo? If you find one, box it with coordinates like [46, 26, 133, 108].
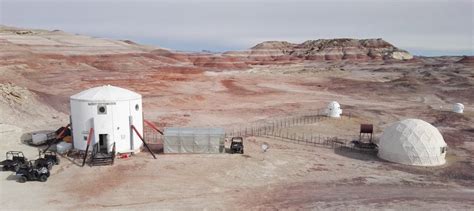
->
[326, 101, 342, 118]
[453, 103, 464, 114]
[70, 85, 143, 153]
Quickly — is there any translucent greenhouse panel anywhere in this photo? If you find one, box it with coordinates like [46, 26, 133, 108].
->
[163, 127, 225, 154]
[164, 136, 180, 153]
[194, 135, 209, 153]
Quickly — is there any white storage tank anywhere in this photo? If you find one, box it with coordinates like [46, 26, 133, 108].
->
[326, 101, 342, 118]
[453, 103, 464, 114]
[70, 85, 143, 154]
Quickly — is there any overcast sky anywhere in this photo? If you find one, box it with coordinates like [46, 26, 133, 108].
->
[1, 0, 472, 56]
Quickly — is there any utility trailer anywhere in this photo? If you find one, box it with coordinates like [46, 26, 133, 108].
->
[27, 131, 56, 146]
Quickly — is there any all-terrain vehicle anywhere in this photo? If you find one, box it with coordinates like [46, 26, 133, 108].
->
[0, 151, 28, 172]
[16, 160, 50, 183]
[35, 151, 60, 170]
[230, 137, 244, 154]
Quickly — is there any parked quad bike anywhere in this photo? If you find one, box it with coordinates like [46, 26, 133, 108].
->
[36, 151, 60, 170]
[16, 160, 50, 183]
[230, 137, 244, 154]
[0, 151, 28, 172]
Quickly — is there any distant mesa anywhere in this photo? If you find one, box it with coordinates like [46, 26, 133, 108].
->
[151, 38, 414, 68]
[457, 56, 474, 65]
[121, 40, 138, 45]
[0, 25, 415, 69]
[225, 38, 413, 62]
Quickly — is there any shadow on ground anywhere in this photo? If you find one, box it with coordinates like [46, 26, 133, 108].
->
[334, 146, 380, 162]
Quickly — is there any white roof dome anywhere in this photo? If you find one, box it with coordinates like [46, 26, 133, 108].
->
[70, 85, 141, 102]
[378, 119, 447, 166]
[328, 101, 340, 109]
[453, 103, 464, 113]
[326, 101, 342, 118]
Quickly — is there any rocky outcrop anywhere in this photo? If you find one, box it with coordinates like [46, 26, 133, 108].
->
[224, 41, 302, 65]
[457, 56, 474, 65]
[293, 39, 413, 60]
[0, 83, 30, 105]
[225, 38, 413, 62]
[1, 25, 414, 72]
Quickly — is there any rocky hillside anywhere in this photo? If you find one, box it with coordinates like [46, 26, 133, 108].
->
[1, 25, 414, 75]
[457, 56, 474, 65]
[225, 38, 413, 63]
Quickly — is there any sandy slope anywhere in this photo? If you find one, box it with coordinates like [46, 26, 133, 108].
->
[0, 26, 473, 209]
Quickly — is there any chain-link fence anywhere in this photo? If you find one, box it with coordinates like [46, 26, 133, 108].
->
[143, 107, 374, 153]
[221, 109, 376, 152]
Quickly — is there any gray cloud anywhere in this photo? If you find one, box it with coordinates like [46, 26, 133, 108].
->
[1, 0, 472, 55]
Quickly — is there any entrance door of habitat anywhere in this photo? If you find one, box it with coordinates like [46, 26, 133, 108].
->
[98, 134, 109, 153]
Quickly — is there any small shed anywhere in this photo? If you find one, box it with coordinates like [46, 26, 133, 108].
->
[163, 128, 225, 153]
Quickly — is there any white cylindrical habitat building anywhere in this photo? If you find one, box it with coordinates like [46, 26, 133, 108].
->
[453, 103, 464, 114]
[378, 119, 447, 166]
[70, 85, 143, 154]
[326, 101, 342, 118]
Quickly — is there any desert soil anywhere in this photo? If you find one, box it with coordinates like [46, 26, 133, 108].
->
[0, 26, 473, 209]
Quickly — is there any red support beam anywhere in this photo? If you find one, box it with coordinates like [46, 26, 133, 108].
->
[131, 125, 157, 159]
[43, 123, 71, 153]
[144, 120, 164, 135]
[56, 124, 71, 139]
[82, 128, 94, 167]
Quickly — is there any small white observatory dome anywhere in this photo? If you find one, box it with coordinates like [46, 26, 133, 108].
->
[326, 101, 342, 118]
[453, 103, 464, 114]
[378, 119, 447, 166]
[70, 85, 143, 154]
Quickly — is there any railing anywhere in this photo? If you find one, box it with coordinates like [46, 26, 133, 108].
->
[143, 107, 374, 152]
[221, 108, 376, 152]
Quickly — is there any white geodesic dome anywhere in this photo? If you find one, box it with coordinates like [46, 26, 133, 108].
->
[378, 119, 447, 166]
[453, 103, 464, 113]
[326, 101, 342, 118]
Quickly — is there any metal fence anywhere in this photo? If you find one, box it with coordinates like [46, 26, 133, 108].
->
[143, 108, 374, 153]
[222, 109, 375, 151]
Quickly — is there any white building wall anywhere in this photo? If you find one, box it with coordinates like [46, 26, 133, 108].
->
[129, 99, 143, 152]
[93, 103, 115, 152]
[71, 99, 143, 153]
[70, 85, 144, 154]
[111, 103, 128, 152]
[71, 100, 95, 150]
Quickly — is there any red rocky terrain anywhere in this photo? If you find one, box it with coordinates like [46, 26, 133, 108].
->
[1, 25, 473, 210]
